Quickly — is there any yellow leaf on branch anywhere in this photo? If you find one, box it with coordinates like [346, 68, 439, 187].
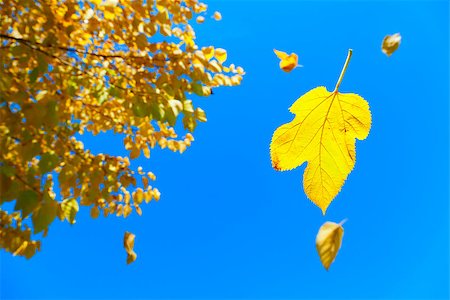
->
[60, 198, 79, 224]
[316, 219, 346, 270]
[270, 50, 371, 214]
[273, 49, 301, 72]
[214, 48, 227, 64]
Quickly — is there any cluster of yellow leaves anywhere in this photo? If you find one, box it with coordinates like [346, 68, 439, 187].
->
[0, 0, 243, 259]
[0, 210, 40, 258]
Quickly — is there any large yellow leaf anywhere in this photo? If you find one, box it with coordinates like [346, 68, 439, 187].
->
[315, 220, 346, 270]
[270, 50, 371, 213]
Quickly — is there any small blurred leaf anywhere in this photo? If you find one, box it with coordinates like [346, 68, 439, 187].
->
[194, 107, 207, 122]
[142, 146, 150, 158]
[0, 165, 16, 177]
[124, 231, 137, 264]
[15, 190, 39, 217]
[183, 100, 194, 113]
[135, 206, 142, 216]
[60, 198, 79, 224]
[191, 83, 204, 96]
[123, 204, 132, 218]
[22, 142, 41, 161]
[44, 100, 58, 127]
[38, 153, 59, 174]
[213, 11, 222, 21]
[166, 99, 183, 125]
[32, 195, 58, 234]
[135, 33, 147, 50]
[132, 98, 150, 118]
[316, 220, 346, 270]
[98, 91, 109, 105]
[108, 87, 122, 98]
[162, 83, 175, 97]
[130, 146, 140, 159]
[29, 68, 39, 84]
[150, 102, 165, 120]
[214, 48, 227, 64]
[382, 33, 401, 56]
[183, 115, 197, 132]
[36, 54, 48, 74]
[90, 205, 100, 219]
[273, 49, 301, 72]
[196, 16, 205, 24]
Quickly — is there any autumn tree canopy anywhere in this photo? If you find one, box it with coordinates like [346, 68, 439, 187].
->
[0, 0, 243, 260]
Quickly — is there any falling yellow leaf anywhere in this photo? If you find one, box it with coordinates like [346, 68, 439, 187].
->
[213, 11, 222, 21]
[382, 33, 401, 56]
[273, 49, 301, 72]
[135, 206, 142, 216]
[270, 50, 371, 214]
[196, 16, 205, 24]
[316, 219, 346, 270]
[123, 231, 137, 264]
[147, 171, 156, 181]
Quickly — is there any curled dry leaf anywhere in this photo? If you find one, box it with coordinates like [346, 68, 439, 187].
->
[273, 49, 301, 72]
[382, 33, 401, 56]
[316, 219, 346, 270]
[270, 50, 371, 214]
[123, 231, 137, 264]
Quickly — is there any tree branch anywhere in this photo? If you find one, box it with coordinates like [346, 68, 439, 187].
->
[0, 33, 143, 59]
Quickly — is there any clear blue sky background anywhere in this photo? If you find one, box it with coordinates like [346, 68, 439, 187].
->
[1, 0, 449, 299]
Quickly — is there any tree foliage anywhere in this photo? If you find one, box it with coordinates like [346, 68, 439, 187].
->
[0, 0, 243, 259]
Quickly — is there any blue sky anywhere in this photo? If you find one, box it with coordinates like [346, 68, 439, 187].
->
[1, 0, 449, 299]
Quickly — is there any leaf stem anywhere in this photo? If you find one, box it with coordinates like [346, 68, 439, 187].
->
[339, 218, 348, 227]
[333, 49, 353, 92]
